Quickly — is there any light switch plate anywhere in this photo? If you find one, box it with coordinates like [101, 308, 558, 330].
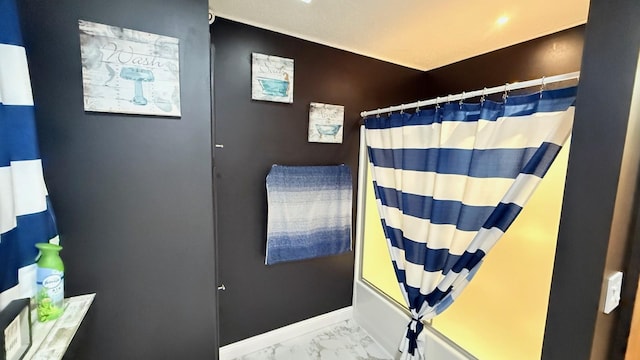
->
[603, 271, 623, 314]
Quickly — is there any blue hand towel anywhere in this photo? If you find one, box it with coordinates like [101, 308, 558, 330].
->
[266, 165, 352, 265]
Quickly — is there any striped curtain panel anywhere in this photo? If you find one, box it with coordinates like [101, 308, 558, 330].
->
[0, 0, 59, 311]
[364, 87, 576, 359]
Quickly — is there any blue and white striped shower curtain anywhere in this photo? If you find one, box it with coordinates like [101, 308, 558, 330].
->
[0, 0, 59, 311]
[364, 87, 577, 359]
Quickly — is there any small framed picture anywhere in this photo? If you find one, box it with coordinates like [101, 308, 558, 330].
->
[251, 53, 294, 103]
[79, 20, 181, 117]
[308, 102, 345, 144]
[1, 298, 32, 360]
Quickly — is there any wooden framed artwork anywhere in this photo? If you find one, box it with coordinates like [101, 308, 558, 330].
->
[79, 20, 181, 117]
[1, 298, 31, 360]
[308, 102, 344, 144]
[251, 53, 294, 103]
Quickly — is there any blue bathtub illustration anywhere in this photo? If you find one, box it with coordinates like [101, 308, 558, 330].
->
[316, 124, 342, 137]
[257, 77, 289, 97]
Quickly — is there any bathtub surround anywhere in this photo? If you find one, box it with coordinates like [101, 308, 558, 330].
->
[364, 86, 577, 359]
[357, 26, 585, 359]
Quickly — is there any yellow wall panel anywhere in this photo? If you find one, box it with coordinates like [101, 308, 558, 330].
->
[362, 167, 406, 307]
[362, 142, 570, 359]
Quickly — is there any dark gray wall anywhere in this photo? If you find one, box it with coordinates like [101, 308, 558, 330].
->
[211, 18, 424, 345]
[543, 0, 640, 359]
[613, 174, 640, 358]
[419, 26, 585, 99]
[19, 1, 217, 359]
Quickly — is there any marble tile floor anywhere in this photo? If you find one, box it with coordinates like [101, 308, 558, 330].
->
[231, 319, 393, 360]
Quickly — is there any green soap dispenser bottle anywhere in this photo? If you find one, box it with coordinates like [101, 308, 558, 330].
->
[35, 243, 64, 322]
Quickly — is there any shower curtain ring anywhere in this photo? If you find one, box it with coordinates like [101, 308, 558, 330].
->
[540, 76, 546, 98]
[480, 88, 487, 103]
[376, 109, 381, 118]
[435, 97, 440, 110]
[459, 92, 465, 107]
[400, 105, 404, 114]
[502, 83, 509, 101]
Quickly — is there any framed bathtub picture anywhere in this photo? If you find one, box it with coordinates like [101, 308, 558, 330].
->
[251, 53, 293, 103]
[79, 20, 181, 117]
[308, 102, 344, 144]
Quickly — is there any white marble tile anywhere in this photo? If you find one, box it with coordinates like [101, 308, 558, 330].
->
[233, 319, 391, 360]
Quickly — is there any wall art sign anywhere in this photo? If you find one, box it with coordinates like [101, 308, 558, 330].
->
[308, 102, 344, 144]
[0, 298, 31, 360]
[79, 20, 181, 117]
[251, 53, 293, 103]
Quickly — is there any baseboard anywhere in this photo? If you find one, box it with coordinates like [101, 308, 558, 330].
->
[218, 306, 353, 360]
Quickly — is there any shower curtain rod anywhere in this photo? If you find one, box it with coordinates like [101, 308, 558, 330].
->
[360, 71, 580, 117]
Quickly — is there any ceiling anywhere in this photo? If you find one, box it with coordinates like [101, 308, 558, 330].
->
[209, 0, 590, 71]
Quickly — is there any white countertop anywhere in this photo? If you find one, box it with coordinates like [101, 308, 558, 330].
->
[24, 294, 95, 360]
